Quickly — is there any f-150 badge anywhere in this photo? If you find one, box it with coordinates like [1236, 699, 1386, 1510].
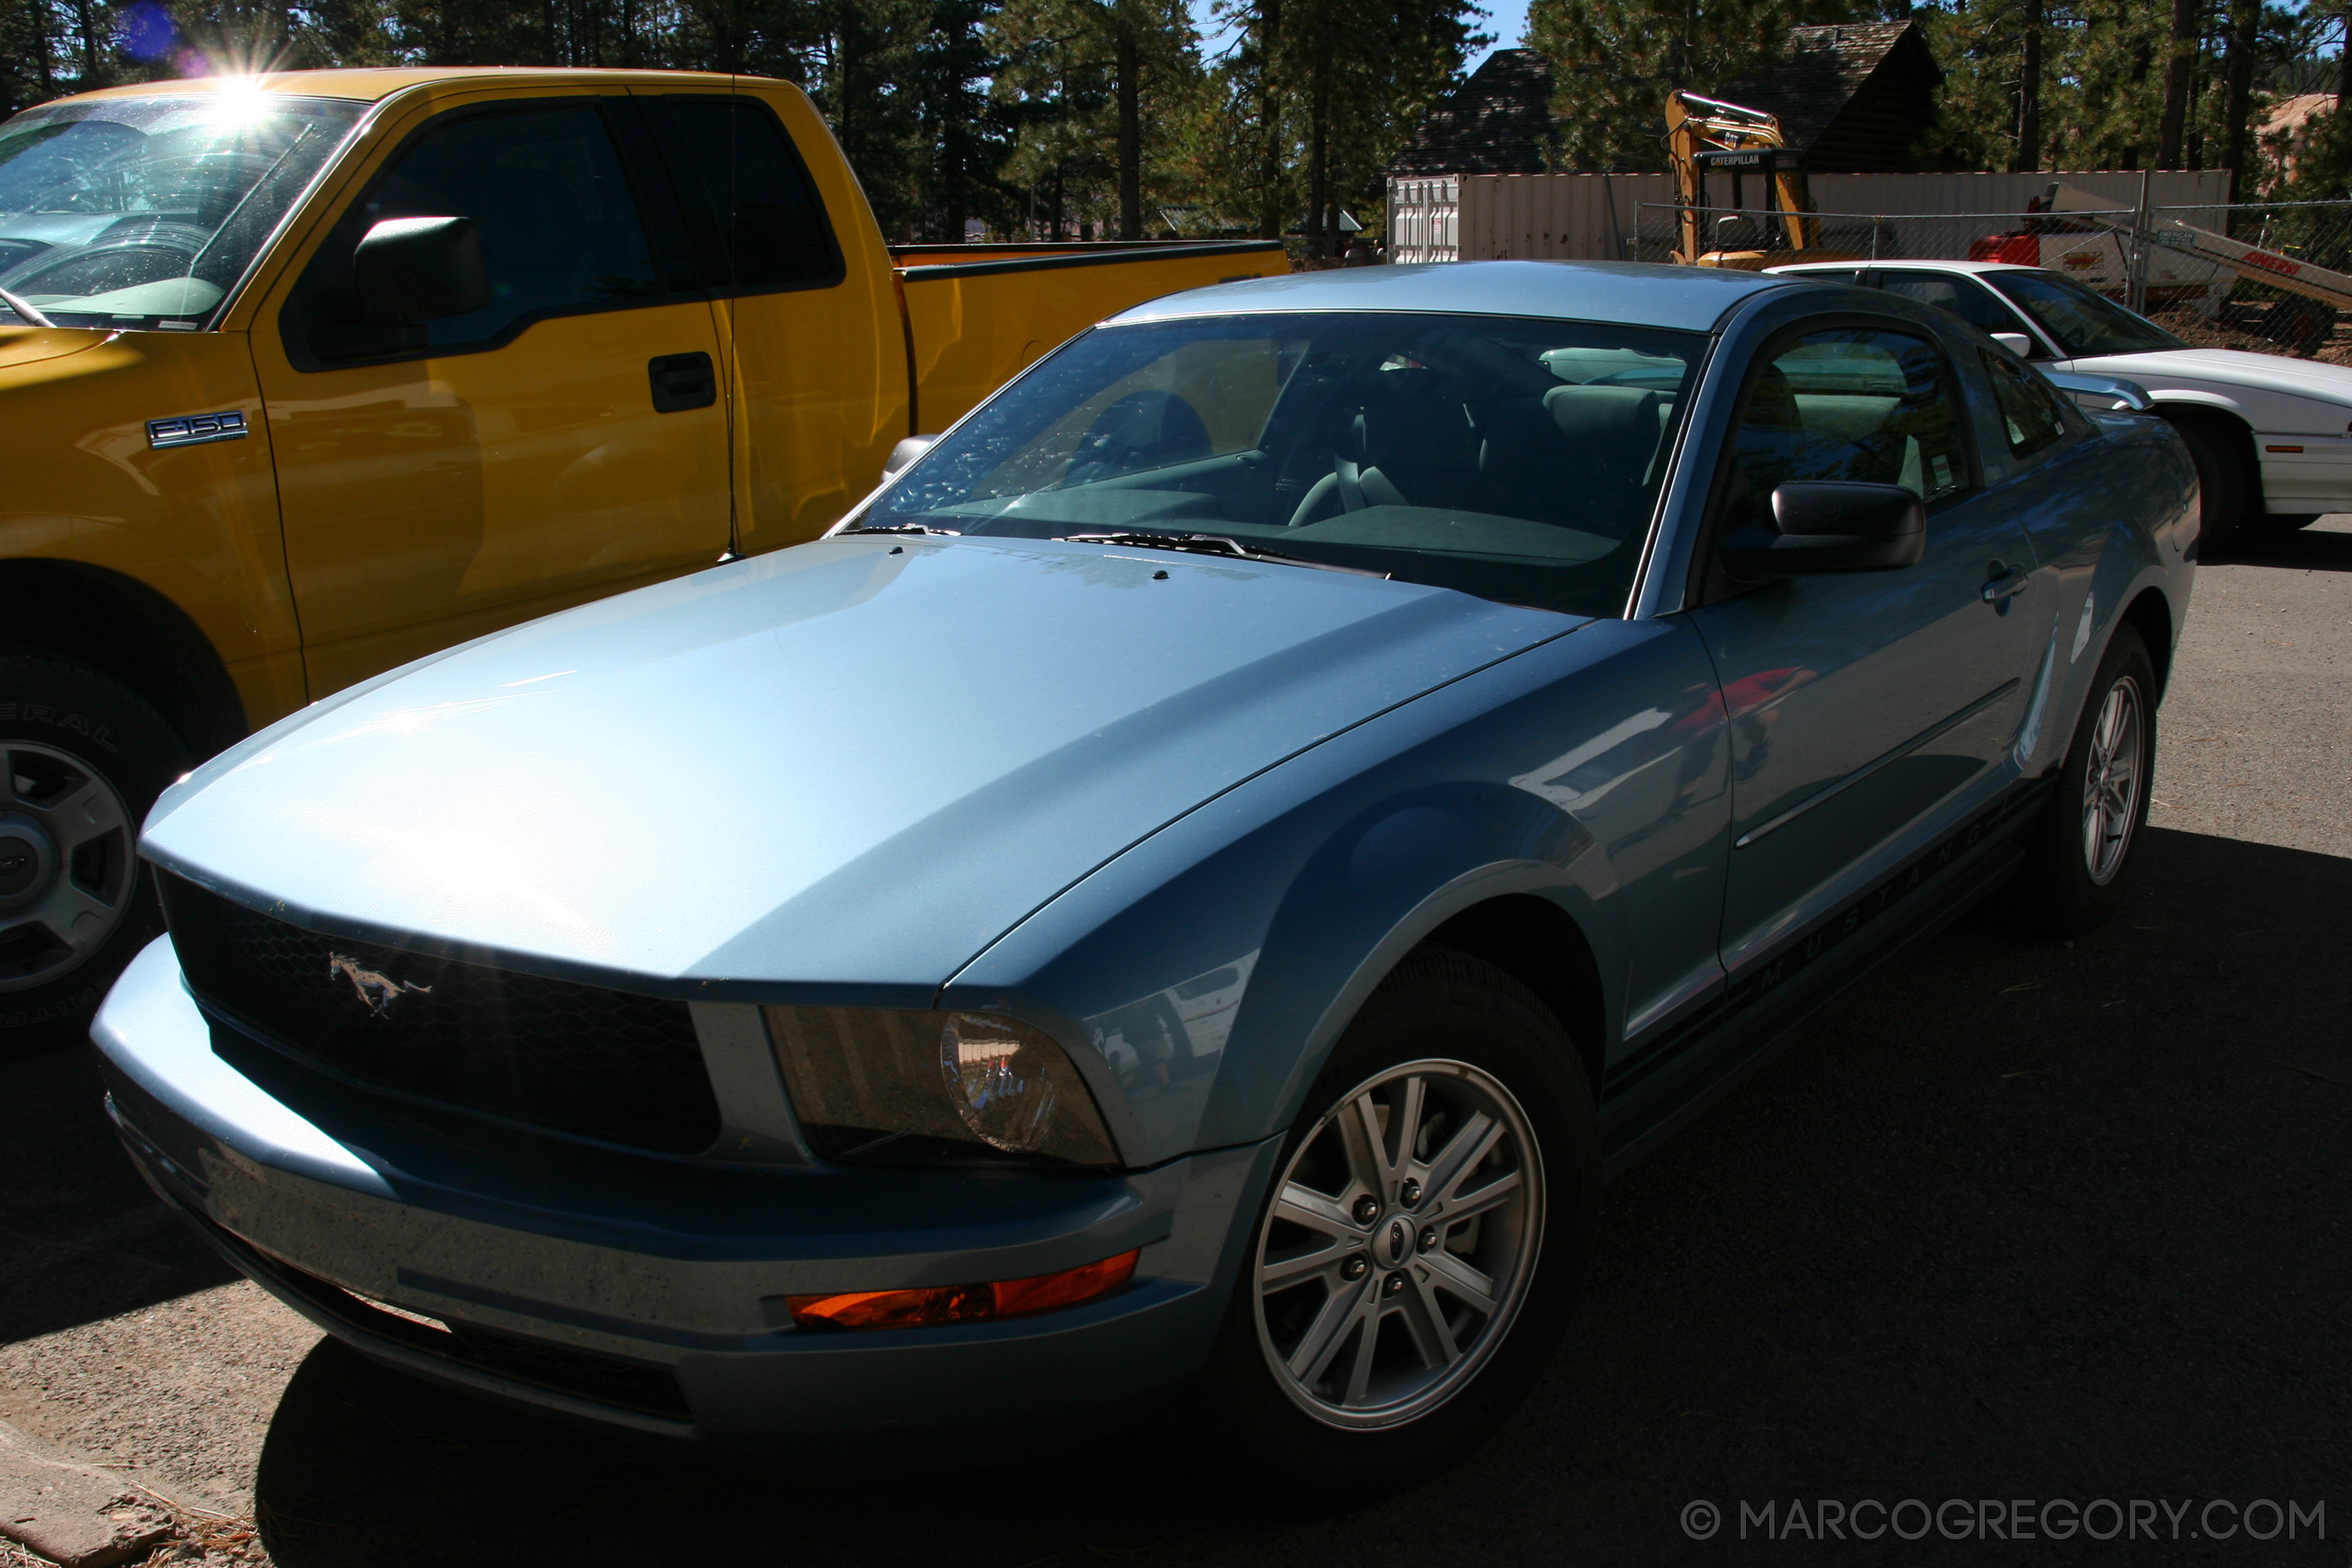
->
[147, 410, 247, 449]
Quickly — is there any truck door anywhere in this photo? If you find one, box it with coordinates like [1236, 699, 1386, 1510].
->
[628, 89, 906, 556]
[252, 96, 731, 697]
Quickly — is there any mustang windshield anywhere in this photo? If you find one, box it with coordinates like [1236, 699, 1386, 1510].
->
[0, 94, 363, 329]
[1983, 269, 2185, 358]
[867, 311, 1705, 617]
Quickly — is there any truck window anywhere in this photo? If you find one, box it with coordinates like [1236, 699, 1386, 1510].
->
[633, 97, 840, 292]
[0, 94, 361, 330]
[1875, 271, 2028, 339]
[285, 103, 665, 367]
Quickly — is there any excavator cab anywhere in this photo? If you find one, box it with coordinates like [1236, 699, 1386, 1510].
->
[1666, 91, 1859, 269]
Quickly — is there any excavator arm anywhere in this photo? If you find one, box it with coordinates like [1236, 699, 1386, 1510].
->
[1665, 89, 1821, 266]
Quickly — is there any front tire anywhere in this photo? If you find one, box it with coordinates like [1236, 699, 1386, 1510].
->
[2164, 416, 2251, 557]
[0, 656, 189, 1056]
[2013, 626, 2156, 938]
[1179, 946, 1598, 1499]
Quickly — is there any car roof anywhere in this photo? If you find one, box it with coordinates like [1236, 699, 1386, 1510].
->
[1769, 259, 2037, 277]
[1111, 259, 1794, 335]
[36, 66, 766, 106]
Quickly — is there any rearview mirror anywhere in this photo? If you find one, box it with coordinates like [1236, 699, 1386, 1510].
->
[354, 216, 488, 324]
[1719, 481, 1926, 577]
[1990, 331, 2035, 358]
[883, 434, 938, 477]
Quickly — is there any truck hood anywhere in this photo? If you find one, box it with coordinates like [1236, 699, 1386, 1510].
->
[2061, 347, 2352, 408]
[145, 535, 1576, 998]
[0, 322, 113, 373]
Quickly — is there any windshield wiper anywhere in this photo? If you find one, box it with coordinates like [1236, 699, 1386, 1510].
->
[844, 522, 959, 536]
[1053, 531, 1389, 578]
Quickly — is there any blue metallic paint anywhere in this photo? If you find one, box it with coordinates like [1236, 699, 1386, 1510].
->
[93, 261, 2198, 1442]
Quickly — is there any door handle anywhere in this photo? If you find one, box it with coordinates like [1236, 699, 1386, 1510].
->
[1981, 563, 2030, 602]
[648, 351, 716, 413]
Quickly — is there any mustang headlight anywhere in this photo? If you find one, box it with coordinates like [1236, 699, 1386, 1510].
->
[765, 1007, 1119, 1168]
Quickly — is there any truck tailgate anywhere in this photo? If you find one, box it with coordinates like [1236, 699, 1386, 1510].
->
[896, 240, 1288, 433]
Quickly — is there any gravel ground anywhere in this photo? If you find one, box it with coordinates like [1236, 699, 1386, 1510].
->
[1, 517, 2346, 1566]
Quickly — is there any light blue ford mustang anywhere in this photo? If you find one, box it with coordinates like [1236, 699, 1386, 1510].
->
[92, 261, 2195, 1487]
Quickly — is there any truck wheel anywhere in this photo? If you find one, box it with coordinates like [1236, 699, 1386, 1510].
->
[0, 656, 189, 1057]
[1178, 946, 1598, 1499]
[2163, 415, 2251, 558]
[2011, 625, 2156, 939]
[2248, 513, 2320, 536]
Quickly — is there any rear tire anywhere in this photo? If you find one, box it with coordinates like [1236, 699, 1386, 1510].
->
[1177, 945, 1598, 1503]
[2163, 415, 2251, 558]
[2248, 513, 2320, 535]
[0, 656, 189, 1057]
[2012, 626, 2156, 939]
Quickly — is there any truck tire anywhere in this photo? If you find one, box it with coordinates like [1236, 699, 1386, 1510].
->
[1177, 946, 1598, 1499]
[2163, 415, 2251, 558]
[0, 656, 189, 1056]
[2011, 625, 2156, 939]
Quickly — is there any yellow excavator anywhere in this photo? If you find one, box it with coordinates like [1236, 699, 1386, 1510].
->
[1666, 90, 1858, 268]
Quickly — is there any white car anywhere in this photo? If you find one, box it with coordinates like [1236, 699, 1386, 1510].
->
[1771, 258, 2351, 552]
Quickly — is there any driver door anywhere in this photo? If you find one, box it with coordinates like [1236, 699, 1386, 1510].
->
[249, 92, 731, 698]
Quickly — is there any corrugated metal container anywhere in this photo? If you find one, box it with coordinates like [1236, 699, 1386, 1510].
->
[1386, 170, 2237, 264]
[1385, 176, 1458, 264]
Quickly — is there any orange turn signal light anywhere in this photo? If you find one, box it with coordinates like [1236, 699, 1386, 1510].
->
[786, 1249, 1139, 1332]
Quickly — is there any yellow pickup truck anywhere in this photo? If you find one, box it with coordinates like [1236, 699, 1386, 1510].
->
[0, 67, 1282, 1047]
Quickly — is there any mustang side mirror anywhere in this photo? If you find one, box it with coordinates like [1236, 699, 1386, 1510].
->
[354, 216, 489, 324]
[1719, 481, 1927, 577]
[883, 434, 938, 477]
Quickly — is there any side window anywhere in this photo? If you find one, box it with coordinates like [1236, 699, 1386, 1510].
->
[288, 104, 662, 366]
[635, 98, 840, 292]
[1876, 272, 2026, 340]
[1981, 350, 2070, 458]
[1729, 326, 1971, 520]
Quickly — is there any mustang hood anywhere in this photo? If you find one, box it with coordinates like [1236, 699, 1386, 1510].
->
[145, 535, 1576, 996]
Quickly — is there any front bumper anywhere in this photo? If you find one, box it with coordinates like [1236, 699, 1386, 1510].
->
[93, 935, 1277, 1443]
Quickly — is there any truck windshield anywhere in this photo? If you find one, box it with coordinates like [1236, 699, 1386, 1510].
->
[865, 311, 1703, 618]
[1982, 269, 2184, 358]
[0, 93, 363, 329]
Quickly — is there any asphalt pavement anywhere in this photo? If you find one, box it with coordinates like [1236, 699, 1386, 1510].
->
[3, 520, 2346, 1566]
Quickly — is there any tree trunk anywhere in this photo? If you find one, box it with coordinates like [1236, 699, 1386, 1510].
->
[1306, 55, 1328, 254]
[2339, 7, 2351, 114]
[2011, 0, 2043, 172]
[1114, 18, 1141, 240]
[1256, 0, 1283, 240]
[2156, 0, 2198, 167]
[2219, 0, 2259, 208]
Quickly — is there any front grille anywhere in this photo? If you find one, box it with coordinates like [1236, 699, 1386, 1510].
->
[159, 873, 720, 1155]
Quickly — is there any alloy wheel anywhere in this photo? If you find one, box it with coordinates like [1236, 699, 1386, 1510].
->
[0, 742, 136, 992]
[1252, 1058, 1544, 1430]
[2080, 673, 2144, 887]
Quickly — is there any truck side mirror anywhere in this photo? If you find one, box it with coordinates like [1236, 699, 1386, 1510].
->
[1719, 481, 1926, 577]
[1990, 331, 2035, 358]
[353, 216, 489, 324]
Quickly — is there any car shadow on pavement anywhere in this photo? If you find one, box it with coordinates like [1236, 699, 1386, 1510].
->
[248, 825, 2352, 1567]
[0, 1046, 239, 1344]
[2219, 523, 2352, 572]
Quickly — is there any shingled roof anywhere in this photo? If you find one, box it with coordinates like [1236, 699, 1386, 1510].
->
[1389, 23, 1942, 176]
[1387, 48, 1557, 175]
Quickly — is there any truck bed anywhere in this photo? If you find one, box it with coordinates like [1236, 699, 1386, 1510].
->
[894, 241, 1289, 434]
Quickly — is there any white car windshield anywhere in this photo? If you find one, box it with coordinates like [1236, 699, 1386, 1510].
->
[1982, 269, 2185, 358]
[0, 94, 363, 329]
[863, 312, 1704, 618]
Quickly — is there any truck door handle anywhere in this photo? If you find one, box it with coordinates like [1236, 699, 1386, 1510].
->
[1981, 563, 2030, 602]
[648, 351, 716, 413]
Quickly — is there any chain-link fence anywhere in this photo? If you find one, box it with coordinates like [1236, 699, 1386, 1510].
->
[1633, 200, 2352, 360]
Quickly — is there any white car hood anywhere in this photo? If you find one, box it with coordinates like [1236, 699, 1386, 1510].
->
[2063, 347, 2352, 413]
